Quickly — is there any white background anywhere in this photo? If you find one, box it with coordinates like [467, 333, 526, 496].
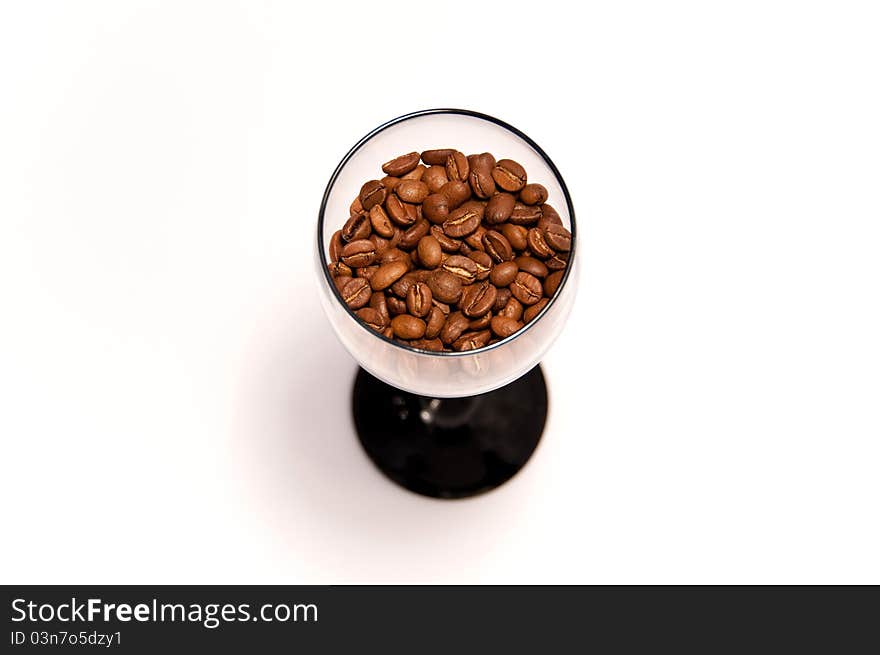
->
[1, 1, 878, 584]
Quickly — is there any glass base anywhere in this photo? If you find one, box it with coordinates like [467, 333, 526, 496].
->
[352, 366, 548, 499]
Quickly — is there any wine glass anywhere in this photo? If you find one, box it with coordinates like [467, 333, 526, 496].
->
[315, 109, 578, 498]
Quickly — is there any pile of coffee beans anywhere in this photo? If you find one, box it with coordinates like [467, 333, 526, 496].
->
[327, 149, 572, 352]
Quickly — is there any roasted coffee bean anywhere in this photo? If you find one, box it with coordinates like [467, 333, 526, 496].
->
[350, 196, 364, 216]
[342, 211, 371, 242]
[422, 193, 450, 223]
[423, 165, 448, 193]
[490, 260, 519, 287]
[493, 287, 512, 312]
[340, 239, 377, 267]
[396, 179, 429, 203]
[333, 274, 352, 293]
[501, 223, 528, 251]
[359, 180, 386, 210]
[490, 315, 522, 338]
[421, 148, 456, 165]
[452, 329, 491, 352]
[382, 152, 420, 176]
[515, 255, 549, 278]
[509, 202, 542, 225]
[432, 298, 451, 314]
[425, 306, 446, 338]
[356, 265, 378, 281]
[370, 292, 390, 323]
[538, 203, 563, 229]
[492, 159, 527, 192]
[370, 233, 390, 253]
[391, 314, 426, 340]
[469, 312, 492, 330]
[356, 307, 386, 331]
[329, 230, 344, 261]
[411, 338, 444, 352]
[439, 180, 471, 209]
[544, 270, 564, 297]
[417, 235, 442, 269]
[369, 205, 395, 238]
[430, 225, 461, 252]
[445, 151, 469, 181]
[440, 311, 470, 345]
[441, 255, 479, 284]
[527, 227, 555, 258]
[511, 271, 543, 305]
[341, 277, 371, 309]
[382, 326, 394, 338]
[404, 201, 420, 226]
[380, 247, 410, 267]
[443, 205, 481, 238]
[380, 175, 400, 194]
[399, 219, 430, 250]
[499, 297, 524, 321]
[391, 272, 418, 299]
[406, 282, 432, 318]
[519, 183, 548, 205]
[428, 270, 463, 304]
[483, 230, 514, 263]
[523, 297, 548, 323]
[460, 281, 497, 318]
[370, 260, 409, 290]
[464, 225, 487, 251]
[384, 194, 413, 226]
[470, 152, 496, 171]
[402, 165, 426, 181]
[485, 193, 516, 224]
[543, 224, 572, 252]
[468, 251, 492, 281]
[469, 167, 496, 199]
[546, 252, 569, 270]
[387, 296, 407, 315]
[328, 261, 353, 278]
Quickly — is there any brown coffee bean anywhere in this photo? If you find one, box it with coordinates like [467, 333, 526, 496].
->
[387, 296, 407, 315]
[510, 271, 543, 305]
[329, 230, 344, 261]
[490, 260, 519, 287]
[380, 176, 399, 194]
[328, 261, 353, 278]
[440, 311, 470, 345]
[402, 165, 426, 181]
[380, 247, 410, 267]
[410, 338, 444, 352]
[333, 275, 351, 293]
[492, 159, 527, 192]
[424, 306, 446, 338]
[406, 282, 432, 318]
[452, 329, 491, 351]
[340, 239, 377, 267]
[391, 272, 418, 298]
[342, 211, 371, 242]
[545, 252, 569, 271]
[509, 202, 542, 225]
[523, 298, 548, 323]
[519, 183, 548, 205]
[441, 255, 479, 284]
[527, 227, 555, 258]
[359, 180, 386, 210]
[370, 292, 389, 323]
[544, 270, 564, 297]
[460, 281, 497, 318]
[356, 307, 386, 331]
[421, 149, 456, 165]
[382, 152, 420, 176]
[356, 265, 378, 281]
[432, 298, 451, 314]
[493, 287, 512, 312]
[422, 193, 450, 223]
[538, 203, 563, 229]
[499, 297, 524, 321]
[369, 205, 395, 238]
[395, 179, 429, 203]
[500, 223, 528, 251]
[468, 251, 492, 281]
[391, 314, 426, 340]
[404, 201, 420, 226]
[423, 165, 448, 193]
[445, 151, 469, 181]
[459, 242, 472, 255]
[399, 219, 429, 250]
[384, 194, 413, 226]
[464, 225, 487, 251]
[417, 235, 442, 269]
[350, 196, 364, 216]
[483, 230, 514, 263]
[428, 270, 463, 304]
[430, 225, 461, 252]
[439, 180, 471, 209]
[469, 312, 492, 330]
[370, 260, 409, 290]
[490, 315, 523, 338]
[515, 255, 549, 278]
[469, 167, 496, 199]
[382, 326, 394, 338]
[370, 233, 390, 254]
[341, 277, 371, 309]
[443, 205, 481, 238]
[470, 152, 496, 171]
[485, 193, 516, 224]
[543, 224, 572, 252]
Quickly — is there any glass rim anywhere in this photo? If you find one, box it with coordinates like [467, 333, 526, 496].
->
[317, 107, 578, 358]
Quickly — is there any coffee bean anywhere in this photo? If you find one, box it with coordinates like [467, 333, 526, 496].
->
[424, 306, 446, 338]
[370, 260, 409, 290]
[470, 152, 496, 170]
[417, 235, 442, 269]
[441, 255, 479, 284]
[328, 261, 353, 278]
[369, 205, 395, 238]
[485, 193, 516, 224]
[382, 152, 420, 176]
[422, 193, 450, 223]
[460, 281, 497, 318]
[523, 297, 548, 323]
[439, 180, 471, 209]
[432, 298, 451, 315]
[510, 271, 543, 305]
[329, 230, 344, 261]
[464, 225, 487, 251]
[499, 297, 524, 321]
[391, 314, 426, 340]
[421, 149, 456, 165]
[370, 292, 389, 323]
[519, 183, 548, 205]
[382, 326, 394, 338]
[509, 202, 542, 225]
[545, 252, 569, 270]
[443, 205, 481, 238]
[440, 311, 470, 345]
[492, 159, 527, 192]
[515, 255, 549, 278]
[493, 287, 512, 312]
[483, 230, 514, 263]
[384, 194, 413, 226]
[359, 180, 386, 210]
[445, 151, 469, 181]
[356, 307, 386, 331]
[402, 165, 426, 181]
[430, 225, 461, 252]
[370, 233, 390, 254]
[406, 281, 432, 318]
[387, 296, 407, 315]
[501, 223, 528, 251]
[391, 272, 418, 299]
[423, 165, 448, 193]
[341, 277, 371, 309]
[380, 247, 410, 267]
[543, 224, 572, 252]
[428, 270, 463, 304]
[411, 338, 444, 352]
[468, 251, 492, 281]
[404, 201, 420, 225]
[469, 167, 496, 199]
[340, 239, 377, 267]
[380, 176, 399, 194]
[333, 274, 351, 293]
[399, 219, 430, 250]
[538, 203, 563, 229]
[342, 211, 371, 242]
[452, 329, 491, 351]
[490, 260, 519, 287]
[356, 265, 378, 281]
[469, 312, 492, 330]
[527, 227, 555, 258]
[544, 270, 564, 297]
[396, 179, 429, 204]
[490, 315, 522, 338]
[350, 196, 364, 216]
